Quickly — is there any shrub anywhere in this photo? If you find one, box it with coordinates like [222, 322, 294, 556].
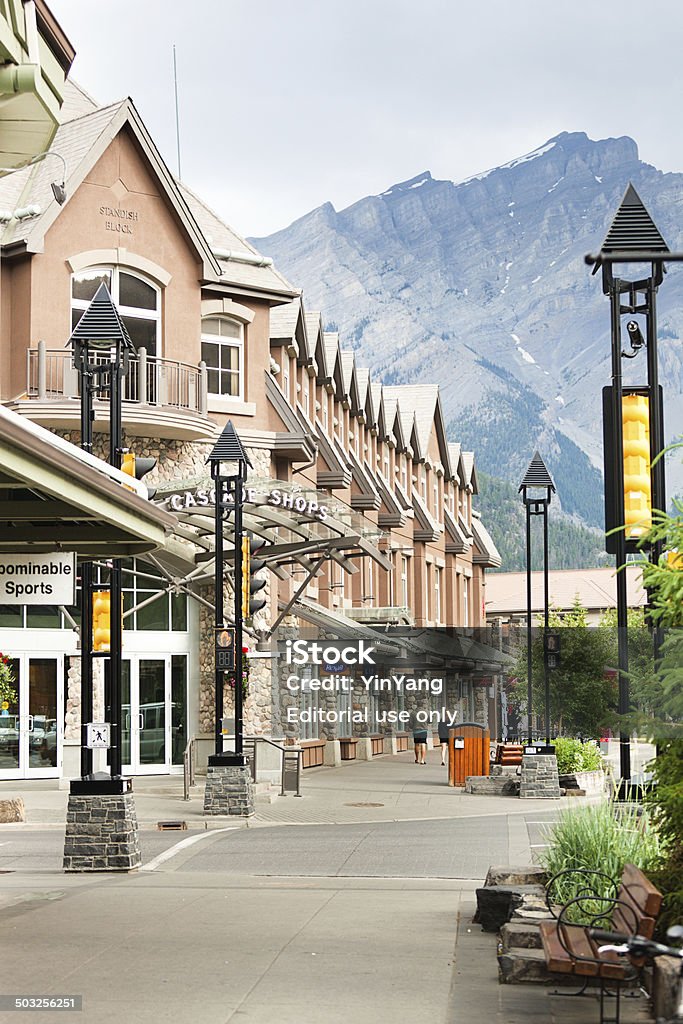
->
[645, 739, 683, 934]
[554, 737, 603, 775]
[540, 800, 662, 922]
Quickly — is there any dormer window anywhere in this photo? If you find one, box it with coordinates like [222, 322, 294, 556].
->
[201, 316, 243, 398]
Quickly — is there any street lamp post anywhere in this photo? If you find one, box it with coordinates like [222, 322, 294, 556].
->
[586, 184, 683, 790]
[63, 282, 141, 872]
[204, 421, 255, 817]
[206, 421, 251, 766]
[519, 452, 555, 746]
[68, 282, 134, 788]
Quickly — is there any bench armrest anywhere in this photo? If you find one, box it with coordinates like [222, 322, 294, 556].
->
[545, 868, 618, 919]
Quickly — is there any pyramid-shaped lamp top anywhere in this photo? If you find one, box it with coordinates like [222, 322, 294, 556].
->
[206, 420, 253, 468]
[68, 281, 135, 353]
[600, 183, 669, 255]
[519, 451, 556, 493]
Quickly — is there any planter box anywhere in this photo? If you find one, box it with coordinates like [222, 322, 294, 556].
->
[370, 735, 384, 756]
[339, 737, 358, 761]
[300, 739, 326, 769]
[559, 769, 605, 795]
[395, 732, 409, 753]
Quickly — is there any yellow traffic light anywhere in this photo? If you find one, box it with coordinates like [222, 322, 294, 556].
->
[92, 591, 111, 652]
[241, 535, 250, 620]
[622, 394, 651, 541]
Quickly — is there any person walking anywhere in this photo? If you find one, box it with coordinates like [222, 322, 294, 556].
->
[409, 708, 428, 764]
[437, 713, 453, 766]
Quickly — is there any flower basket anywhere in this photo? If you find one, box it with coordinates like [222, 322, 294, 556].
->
[226, 646, 249, 701]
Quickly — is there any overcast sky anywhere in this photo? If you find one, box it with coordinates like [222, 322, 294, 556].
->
[49, 0, 683, 239]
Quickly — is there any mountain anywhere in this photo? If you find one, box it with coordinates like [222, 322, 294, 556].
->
[251, 132, 683, 526]
[475, 471, 610, 572]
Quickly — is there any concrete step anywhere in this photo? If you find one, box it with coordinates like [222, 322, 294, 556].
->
[500, 920, 542, 950]
[465, 775, 519, 795]
[253, 782, 280, 804]
[498, 947, 551, 984]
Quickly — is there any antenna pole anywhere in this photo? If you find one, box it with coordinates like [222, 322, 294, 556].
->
[173, 44, 182, 180]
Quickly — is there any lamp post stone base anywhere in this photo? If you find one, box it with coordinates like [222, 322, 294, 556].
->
[204, 763, 254, 816]
[519, 753, 561, 799]
[63, 789, 141, 871]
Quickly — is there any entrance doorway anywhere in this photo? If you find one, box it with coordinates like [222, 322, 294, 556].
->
[0, 655, 63, 779]
[118, 654, 187, 775]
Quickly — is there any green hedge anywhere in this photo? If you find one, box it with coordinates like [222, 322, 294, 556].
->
[554, 737, 603, 775]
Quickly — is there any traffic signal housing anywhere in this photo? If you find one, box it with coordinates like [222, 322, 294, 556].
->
[241, 533, 267, 619]
[121, 452, 157, 499]
[603, 386, 664, 554]
[622, 393, 651, 542]
[92, 590, 111, 652]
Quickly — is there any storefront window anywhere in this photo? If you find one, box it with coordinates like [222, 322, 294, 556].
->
[121, 560, 187, 632]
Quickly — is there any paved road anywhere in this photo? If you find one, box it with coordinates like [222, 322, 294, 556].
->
[0, 809, 558, 877]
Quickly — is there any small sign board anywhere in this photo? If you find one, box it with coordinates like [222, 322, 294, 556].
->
[453, 738, 465, 749]
[0, 552, 75, 605]
[86, 722, 110, 749]
[215, 627, 236, 671]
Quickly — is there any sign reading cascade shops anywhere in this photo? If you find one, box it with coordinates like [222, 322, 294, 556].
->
[0, 552, 76, 605]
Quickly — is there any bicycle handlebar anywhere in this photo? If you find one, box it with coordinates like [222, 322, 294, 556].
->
[589, 928, 683, 961]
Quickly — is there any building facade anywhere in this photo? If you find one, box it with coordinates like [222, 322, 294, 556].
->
[0, 81, 502, 781]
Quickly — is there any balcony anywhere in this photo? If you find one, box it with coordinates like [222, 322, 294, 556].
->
[11, 343, 214, 441]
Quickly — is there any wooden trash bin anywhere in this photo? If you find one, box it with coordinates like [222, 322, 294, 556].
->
[448, 723, 490, 787]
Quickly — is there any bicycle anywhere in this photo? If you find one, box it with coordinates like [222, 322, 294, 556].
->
[589, 926, 683, 1024]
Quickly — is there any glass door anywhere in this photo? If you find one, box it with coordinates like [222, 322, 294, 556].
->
[0, 656, 62, 779]
[122, 655, 172, 775]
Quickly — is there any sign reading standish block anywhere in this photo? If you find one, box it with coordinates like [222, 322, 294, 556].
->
[0, 553, 76, 605]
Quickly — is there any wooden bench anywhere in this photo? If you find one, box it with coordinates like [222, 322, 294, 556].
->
[495, 743, 524, 766]
[539, 863, 663, 1024]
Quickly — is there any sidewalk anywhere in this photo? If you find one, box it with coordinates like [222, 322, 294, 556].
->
[0, 750, 656, 1024]
[0, 747, 566, 829]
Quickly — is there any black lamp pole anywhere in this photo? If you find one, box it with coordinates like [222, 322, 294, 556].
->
[69, 282, 134, 791]
[207, 421, 252, 767]
[519, 452, 555, 746]
[586, 184, 683, 789]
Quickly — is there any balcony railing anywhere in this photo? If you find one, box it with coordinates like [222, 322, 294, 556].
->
[26, 342, 208, 417]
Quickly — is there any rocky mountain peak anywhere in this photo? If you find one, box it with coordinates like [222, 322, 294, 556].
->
[250, 132, 683, 524]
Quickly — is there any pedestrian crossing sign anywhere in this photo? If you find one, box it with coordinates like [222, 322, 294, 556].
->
[86, 722, 110, 748]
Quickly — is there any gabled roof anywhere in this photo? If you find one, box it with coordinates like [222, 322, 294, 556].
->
[471, 510, 502, 569]
[461, 451, 477, 493]
[383, 396, 405, 451]
[178, 182, 297, 297]
[323, 331, 340, 383]
[339, 350, 360, 415]
[305, 311, 325, 378]
[448, 443, 465, 487]
[0, 91, 297, 300]
[268, 296, 311, 361]
[0, 98, 221, 279]
[371, 382, 386, 437]
[381, 385, 451, 471]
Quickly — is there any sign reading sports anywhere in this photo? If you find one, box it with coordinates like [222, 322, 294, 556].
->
[0, 553, 75, 605]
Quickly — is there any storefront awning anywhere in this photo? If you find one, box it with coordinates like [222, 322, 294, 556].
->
[0, 405, 175, 556]
[149, 476, 391, 606]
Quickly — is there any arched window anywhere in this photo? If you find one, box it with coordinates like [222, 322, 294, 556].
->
[72, 268, 161, 355]
[201, 317, 243, 399]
